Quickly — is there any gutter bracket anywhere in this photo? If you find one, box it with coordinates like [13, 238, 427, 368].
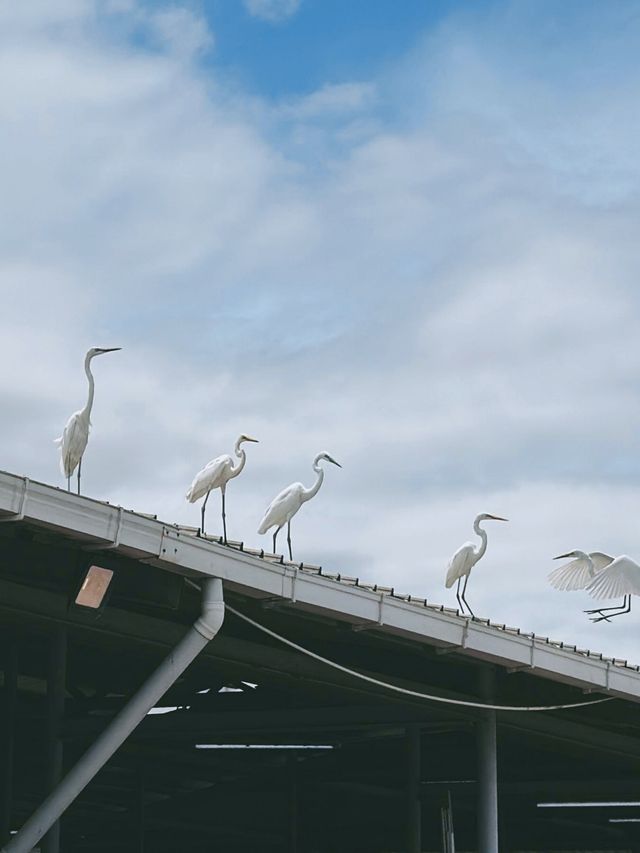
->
[0, 477, 29, 523]
[85, 507, 124, 551]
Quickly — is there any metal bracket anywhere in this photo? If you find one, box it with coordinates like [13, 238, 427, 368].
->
[0, 477, 29, 523]
[85, 507, 124, 551]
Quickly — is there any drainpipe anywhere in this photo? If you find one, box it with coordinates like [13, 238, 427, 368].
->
[3, 577, 224, 853]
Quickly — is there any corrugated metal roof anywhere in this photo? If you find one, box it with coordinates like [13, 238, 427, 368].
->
[0, 469, 638, 697]
[169, 525, 639, 675]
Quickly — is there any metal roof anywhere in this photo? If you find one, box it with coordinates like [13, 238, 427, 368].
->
[1, 468, 638, 702]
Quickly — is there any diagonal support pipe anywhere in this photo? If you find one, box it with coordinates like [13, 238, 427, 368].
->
[3, 577, 224, 853]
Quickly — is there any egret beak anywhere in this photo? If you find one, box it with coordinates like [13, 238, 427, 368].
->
[487, 515, 508, 522]
[326, 455, 342, 468]
[554, 552, 575, 560]
[243, 436, 259, 443]
[97, 347, 121, 354]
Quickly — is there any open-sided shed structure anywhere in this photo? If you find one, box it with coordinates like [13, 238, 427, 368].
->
[1, 469, 640, 852]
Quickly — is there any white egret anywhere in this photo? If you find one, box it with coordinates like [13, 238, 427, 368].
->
[585, 554, 640, 622]
[186, 434, 259, 541]
[55, 347, 121, 494]
[548, 551, 614, 592]
[257, 452, 341, 560]
[445, 514, 508, 617]
[550, 551, 640, 622]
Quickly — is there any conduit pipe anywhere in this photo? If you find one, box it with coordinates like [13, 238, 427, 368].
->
[2, 577, 224, 853]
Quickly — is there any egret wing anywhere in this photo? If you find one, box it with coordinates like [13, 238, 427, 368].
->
[548, 552, 613, 592]
[586, 555, 640, 600]
[258, 483, 303, 534]
[445, 543, 475, 589]
[590, 552, 616, 571]
[59, 411, 90, 477]
[186, 455, 231, 502]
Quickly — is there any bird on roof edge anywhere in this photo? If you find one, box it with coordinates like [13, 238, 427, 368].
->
[445, 513, 508, 617]
[550, 550, 640, 622]
[55, 347, 121, 495]
[187, 434, 259, 542]
[257, 452, 341, 560]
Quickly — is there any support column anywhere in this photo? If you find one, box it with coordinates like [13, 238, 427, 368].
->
[137, 773, 145, 853]
[43, 628, 67, 853]
[289, 758, 298, 853]
[406, 725, 421, 853]
[0, 638, 18, 846]
[477, 669, 498, 853]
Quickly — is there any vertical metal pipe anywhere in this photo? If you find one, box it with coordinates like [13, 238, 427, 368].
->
[477, 669, 498, 853]
[0, 638, 18, 846]
[43, 628, 67, 853]
[3, 577, 224, 853]
[406, 725, 421, 853]
[289, 758, 298, 853]
[137, 773, 145, 853]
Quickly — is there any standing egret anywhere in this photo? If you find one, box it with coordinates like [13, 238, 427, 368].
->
[186, 434, 259, 541]
[258, 452, 341, 560]
[585, 554, 640, 622]
[445, 514, 508, 617]
[55, 347, 121, 494]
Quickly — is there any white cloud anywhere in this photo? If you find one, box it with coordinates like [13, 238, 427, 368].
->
[2, 1, 640, 664]
[146, 6, 213, 59]
[280, 82, 377, 120]
[243, 0, 300, 24]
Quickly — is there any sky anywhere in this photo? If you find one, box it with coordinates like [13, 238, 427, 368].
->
[2, 0, 640, 662]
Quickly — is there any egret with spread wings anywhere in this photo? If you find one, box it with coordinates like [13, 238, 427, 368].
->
[445, 513, 508, 617]
[550, 550, 640, 622]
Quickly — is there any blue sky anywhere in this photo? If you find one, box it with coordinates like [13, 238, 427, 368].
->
[2, 0, 640, 660]
[202, 0, 462, 97]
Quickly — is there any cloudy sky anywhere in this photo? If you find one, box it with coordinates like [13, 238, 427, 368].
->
[2, 0, 640, 660]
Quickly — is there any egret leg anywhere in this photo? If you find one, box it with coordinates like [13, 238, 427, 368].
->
[455, 578, 464, 614]
[584, 600, 626, 615]
[221, 488, 227, 545]
[287, 521, 293, 561]
[273, 527, 282, 555]
[67, 475, 71, 493]
[201, 492, 210, 535]
[590, 596, 631, 623]
[77, 458, 82, 495]
[461, 575, 474, 617]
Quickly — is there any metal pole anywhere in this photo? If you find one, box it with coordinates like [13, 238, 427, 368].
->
[289, 758, 298, 853]
[137, 773, 145, 853]
[0, 638, 18, 846]
[2, 577, 224, 853]
[43, 628, 66, 853]
[406, 725, 421, 853]
[477, 669, 498, 853]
